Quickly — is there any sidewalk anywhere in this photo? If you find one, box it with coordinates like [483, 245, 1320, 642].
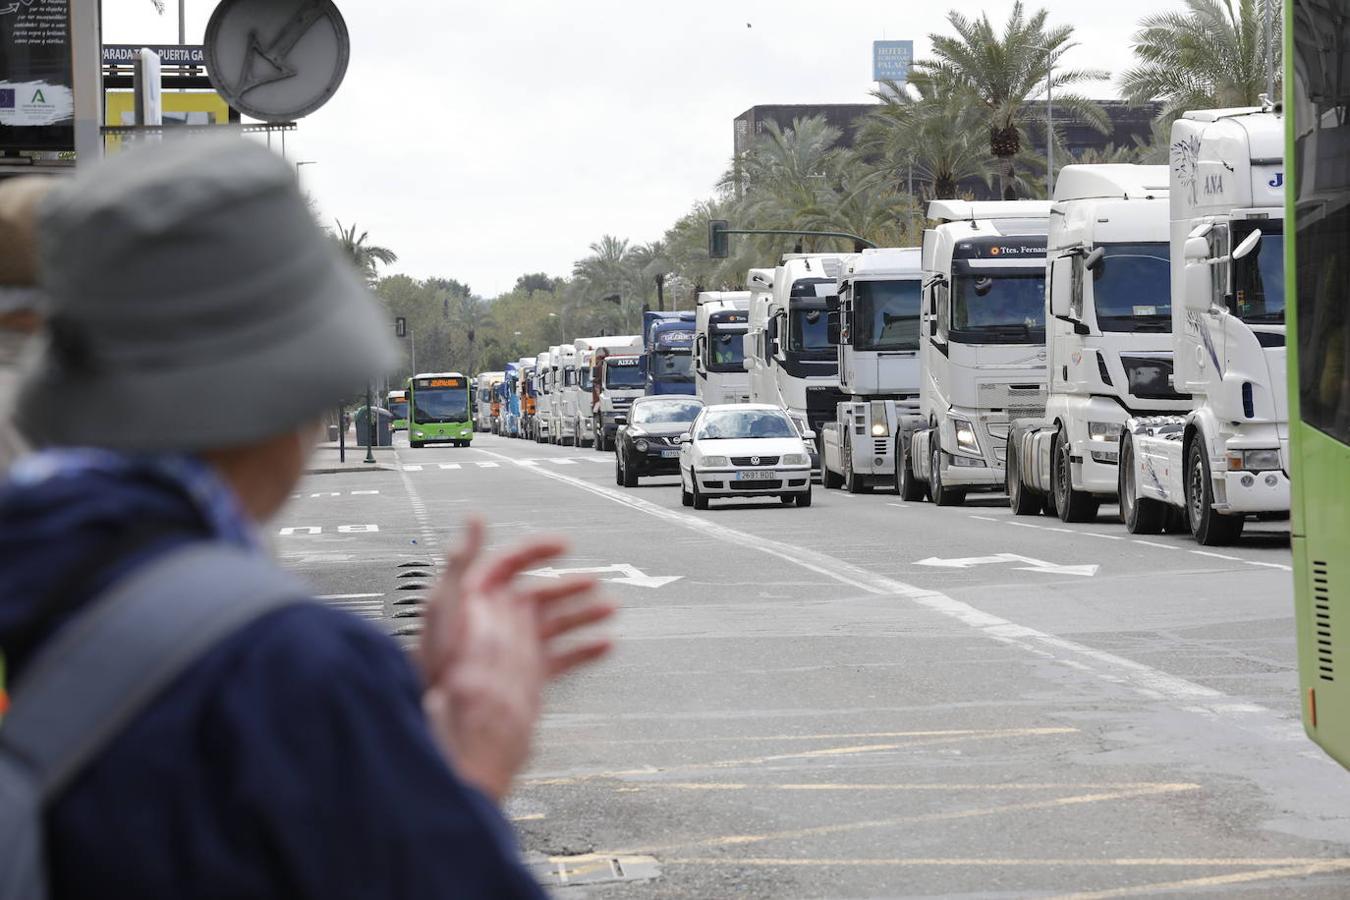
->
[306, 441, 398, 475]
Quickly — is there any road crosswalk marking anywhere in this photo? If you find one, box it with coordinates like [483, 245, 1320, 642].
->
[439, 463, 461, 470]
[403, 465, 424, 471]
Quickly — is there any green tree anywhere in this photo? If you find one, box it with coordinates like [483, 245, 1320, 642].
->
[918, 1, 1109, 198]
[1121, 0, 1281, 121]
[333, 221, 398, 285]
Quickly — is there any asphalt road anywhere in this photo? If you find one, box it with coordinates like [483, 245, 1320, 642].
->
[284, 432, 1350, 899]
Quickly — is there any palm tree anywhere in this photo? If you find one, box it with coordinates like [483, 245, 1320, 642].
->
[333, 221, 398, 285]
[859, 74, 997, 201]
[917, 1, 1109, 198]
[728, 116, 844, 234]
[1121, 0, 1281, 122]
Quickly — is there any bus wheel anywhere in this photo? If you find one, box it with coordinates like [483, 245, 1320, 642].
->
[1186, 440, 1244, 545]
[1118, 434, 1164, 534]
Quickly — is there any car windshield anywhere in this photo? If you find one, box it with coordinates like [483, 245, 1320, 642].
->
[1092, 243, 1171, 333]
[789, 308, 832, 351]
[412, 388, 468, 423]
[605, 358, 645, 387]
[951, 270, 1046, 343]
[695, 409, 797, 440]
[652, 350, 693, 379]
[632, 399, 703, 425]
[854, 279, 921, 351]
[709, 325, 746, 370]
[1233, 224, 1286, 324]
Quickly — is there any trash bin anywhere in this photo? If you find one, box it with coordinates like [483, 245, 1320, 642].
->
[354, 406, 394, 447]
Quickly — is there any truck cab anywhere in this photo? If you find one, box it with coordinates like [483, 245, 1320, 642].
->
[1007, 165, 1192, 521]
[743, 255, 855, 448]
[897, 200, 1052, 506]
[595, 348, 646, 451]
[644, 311, 697, 396]
[534, 348, 557, 443]
[548, 344, 580, 445]
[474, 371, 504, 433]
[570, 335, 643, 447]
[820, 247, 924, 492]
[694, 291, 752, 406]
[518, 357, 537, 440]
[500, 362, 521, 438]
[1119, 107, 1288, 544]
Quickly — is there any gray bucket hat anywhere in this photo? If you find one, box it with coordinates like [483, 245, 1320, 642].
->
[16, 136, 398, 451]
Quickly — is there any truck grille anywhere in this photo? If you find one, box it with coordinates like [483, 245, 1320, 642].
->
[731, 456, 780, 466]
[978, 382, 1046, 420]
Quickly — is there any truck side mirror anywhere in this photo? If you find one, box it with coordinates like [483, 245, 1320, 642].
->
[1232, 228, 1263, 260]
[1183, 237, 1214, 313]
[1049, 256, 1072, 319]
[1083, 247, 1105, 272]
[742, 357, 754, 372]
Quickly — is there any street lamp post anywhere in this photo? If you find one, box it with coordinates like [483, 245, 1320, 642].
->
[1030, 45, 1056, 198]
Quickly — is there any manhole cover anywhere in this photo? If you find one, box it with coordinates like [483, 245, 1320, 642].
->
[533, 854, 660, 887]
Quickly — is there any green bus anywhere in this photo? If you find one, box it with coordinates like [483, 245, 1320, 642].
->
[386, 389, 409, 431]
[1290, 0, 1350, 768]
[407, 372, 473, 448]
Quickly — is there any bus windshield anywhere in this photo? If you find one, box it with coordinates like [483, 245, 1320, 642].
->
[1091, 243, 1171, 333]
[951, 270, 1046, 344]
[854, 279, 921, 351]
[1233, 222, 1286, 324]
[388, 400, 408, 419]
[413, 383, 469, 423]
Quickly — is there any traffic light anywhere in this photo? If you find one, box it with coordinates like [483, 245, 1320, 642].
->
[394, 317, 407, 338]
[709, 219, 730, 258]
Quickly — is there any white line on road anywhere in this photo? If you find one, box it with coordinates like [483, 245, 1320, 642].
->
[439, 463, 461, 470]
[473, 446, 1305, 746]
[1131, 539, 1180, 550]
[1080, 532, 1124, 541]
[1245, 560, 1293, 571]
[351, 490, 380, 495]
[317, 593, 384, 600]
[475, 462, 500, 468]
[547, 459, 577, 466]
[967, 515, 998, 522]
[403, 465, 424, 472]
[1191, 550, 1243, 561]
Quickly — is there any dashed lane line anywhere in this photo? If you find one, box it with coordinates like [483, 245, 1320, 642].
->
[472, 446, 1306, 747]
[1191, 550, 1243, 561]
[1129, 539, 1180, 551]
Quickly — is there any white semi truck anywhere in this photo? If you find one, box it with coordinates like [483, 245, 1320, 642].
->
[694, 291, 752, 406]
[571, 335, 642, 447]
[819, 248, 925, 492]
[548, 343, 580, 445]
[742, 254, 855, 451]
[474, 371, 504, 433]
[1117, 107, 1288, 545]
[533, 347, 557, 443]
[1006, 165, 1193, 521]
[593, 340, 646, 451]
[895, 201, 1052, 505]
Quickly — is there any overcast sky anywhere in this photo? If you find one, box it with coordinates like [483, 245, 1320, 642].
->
[103, 0, 1182, 297]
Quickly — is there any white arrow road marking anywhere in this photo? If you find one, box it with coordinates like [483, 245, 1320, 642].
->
[915, 553, 1098, 577]
[528, 564, 682, 589]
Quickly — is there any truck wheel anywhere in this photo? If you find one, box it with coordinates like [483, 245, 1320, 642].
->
[796, 486, 813, 508]
[895, 436, 926, 502]
[1118, 434, 1164, 534]
[1186, 440, 1244, 545]
[930, 443, 966, 507]
[1006, 435, 1040, 516]
[1052, 431, 1099, 523]
[410, 441, 424, 449]
[843, 435, 870, 494]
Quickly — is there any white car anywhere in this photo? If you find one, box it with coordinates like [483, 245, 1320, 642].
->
[678, 404, 815, 509]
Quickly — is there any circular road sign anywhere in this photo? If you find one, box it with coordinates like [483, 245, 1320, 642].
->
[204, 0, 350, 123]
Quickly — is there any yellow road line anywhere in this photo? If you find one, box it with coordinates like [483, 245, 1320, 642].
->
[525, 728, 1079, 785]
[616, 784, 1200, 855]
[658, 857, 1344, 868]
[609, 782, 1201, 793]
[1047, 860, 1350, 898]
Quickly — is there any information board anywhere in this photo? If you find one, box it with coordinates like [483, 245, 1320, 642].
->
[0, 0, 74, 151]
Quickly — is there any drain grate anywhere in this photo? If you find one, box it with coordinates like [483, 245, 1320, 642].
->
[532, 854, 660, 887]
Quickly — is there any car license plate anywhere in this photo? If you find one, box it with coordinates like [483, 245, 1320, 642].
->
[735, 470, 777, 481]
[661, 449, 680, 458]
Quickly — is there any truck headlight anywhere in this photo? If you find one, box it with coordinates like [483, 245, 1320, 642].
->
[781, 453, 809, 466]
[701, 455, 729, 468]
[634, 439, 649, 453]
[1088, 420, 1122, 442]
[952, 418, 979, 454]
[870, 401, 890, 437]
[1227, 448, 1282, 471]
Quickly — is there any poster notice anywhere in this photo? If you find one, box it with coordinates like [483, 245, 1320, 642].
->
[0, 0, 74, 151]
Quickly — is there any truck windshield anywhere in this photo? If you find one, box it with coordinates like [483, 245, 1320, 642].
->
[413, 388, 469, 424]
[789, 308, 831, 351]
[854, 279, 921, 351]
[1233, 222, 1286, 324]
[708, 325, 747, 372]
[951, 271, 1046, 344]
[1092, 243, 1171, 333]
[652, 350, 693, 380]
[605, 359, 645, 388]
[579, 366, 593, 390]
[564, 367, 576, 387]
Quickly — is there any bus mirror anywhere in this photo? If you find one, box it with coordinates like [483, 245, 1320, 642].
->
[1232, 228, 1263, 260]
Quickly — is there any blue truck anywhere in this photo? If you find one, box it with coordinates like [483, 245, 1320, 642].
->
[642, 310, 697, 396]
[499, 362, 522, 438]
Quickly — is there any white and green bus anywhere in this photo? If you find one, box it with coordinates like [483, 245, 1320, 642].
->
[386, 390, 409, 431]
[407, 372, 473, 448]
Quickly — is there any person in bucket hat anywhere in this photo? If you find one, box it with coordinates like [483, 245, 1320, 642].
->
[0, 138, 613, 899]
[0, 176, 55, 478]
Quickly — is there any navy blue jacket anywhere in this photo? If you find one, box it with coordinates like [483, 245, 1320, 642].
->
[0, 463, 545, 899]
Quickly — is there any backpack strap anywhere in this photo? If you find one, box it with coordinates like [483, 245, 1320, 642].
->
[0, 542, 311, 900]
